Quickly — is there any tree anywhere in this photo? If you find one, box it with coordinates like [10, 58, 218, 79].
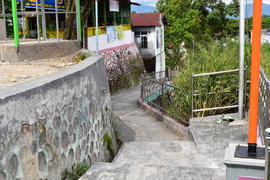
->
[63, 0, 95, 40]
[156, 0, 240, 47]
[156, 0, 241, 68]
[63, 0, 77, 39]
[157, 0, 202, 48]
[227, 0, 240, 17]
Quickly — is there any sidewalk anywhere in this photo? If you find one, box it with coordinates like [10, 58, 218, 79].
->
[111, 86, 182, 141]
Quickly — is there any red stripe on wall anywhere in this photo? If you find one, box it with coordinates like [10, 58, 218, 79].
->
[99, 43, 137, 54]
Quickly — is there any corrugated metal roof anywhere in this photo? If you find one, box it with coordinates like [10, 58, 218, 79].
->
[131, 13, 163, 27]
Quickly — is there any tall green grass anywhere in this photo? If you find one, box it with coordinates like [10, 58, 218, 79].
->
[171, 39, 270, 120]
[261, 44, 270, 79]
[159, 39, 270, 123]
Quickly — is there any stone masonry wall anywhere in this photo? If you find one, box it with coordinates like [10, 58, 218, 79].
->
[0, 54, 115, 180]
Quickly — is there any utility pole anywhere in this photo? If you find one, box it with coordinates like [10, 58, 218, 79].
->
[11, 0, 20, 52]
[76, 0, 81, 41]
[95, 0, 99, 54]
[238, 0, 245, 119]
[41, 0, 47, 39]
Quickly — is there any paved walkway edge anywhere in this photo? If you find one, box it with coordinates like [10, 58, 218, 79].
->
[138, 99, 189, 138]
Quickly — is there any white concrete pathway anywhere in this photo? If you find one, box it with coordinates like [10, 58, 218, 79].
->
[80, 87, 248, 180]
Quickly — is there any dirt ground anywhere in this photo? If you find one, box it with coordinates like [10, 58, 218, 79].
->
[0, 58, 79, 89]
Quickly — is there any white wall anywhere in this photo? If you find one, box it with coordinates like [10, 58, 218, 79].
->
[133, 26, 156, 59]
[87, 30, 134, 51]
[132, 19, 166, 75]
[155, 25, 166, 74]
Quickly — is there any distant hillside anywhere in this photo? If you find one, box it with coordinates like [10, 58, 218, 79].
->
[131, 4, 156, 13]
[246, 3, 270, 17]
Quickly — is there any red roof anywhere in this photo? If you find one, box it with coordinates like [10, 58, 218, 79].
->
[131, 13, 163, 27]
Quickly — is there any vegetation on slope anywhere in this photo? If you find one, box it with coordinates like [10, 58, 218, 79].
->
[167, 39, 269, 119]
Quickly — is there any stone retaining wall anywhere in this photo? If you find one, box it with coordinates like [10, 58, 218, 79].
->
[0, 54, 115, 180]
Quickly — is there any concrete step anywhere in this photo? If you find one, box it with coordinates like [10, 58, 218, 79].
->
[114, 141, 197, 157]
[79, 141, 226, 180]
[113, 141, 222, 169]
[80, 162, 225, 180]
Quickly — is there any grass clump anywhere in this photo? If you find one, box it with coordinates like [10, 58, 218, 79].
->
[172, 39, 247, 118]
[103, 133, 115, 158]
[261, 44, 270, 79]
[62, 164, 89, 180]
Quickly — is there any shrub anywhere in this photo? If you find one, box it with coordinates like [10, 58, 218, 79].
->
[172, 39, 250, 118]
[163, 39, 269, 120]
[103, 133, 115, 159]
[102, 48, 144, 93]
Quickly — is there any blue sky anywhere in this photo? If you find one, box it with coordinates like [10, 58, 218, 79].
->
[134, 0, 270, 7]
[134, 0, 157, 7]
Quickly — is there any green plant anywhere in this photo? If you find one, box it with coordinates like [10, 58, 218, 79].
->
[73, 52, 90, 63]
[62, 164, 89, 180]
[109, 57, 144, 94]
[170, 39, 252, 119]
[103, 133, 115, 158]
[261, 43, 270, 79]
[129, 58, 144, 85]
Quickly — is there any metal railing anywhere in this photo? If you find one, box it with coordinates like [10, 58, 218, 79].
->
[258, 68, 270, 180]
[143, 71, 167, 81]
[191, 68, 249, 118]
[143, 70, 178, 82]
[0, 0, 80, 43]
[141, 75, 190, 126]
[259, 68, 270, 144]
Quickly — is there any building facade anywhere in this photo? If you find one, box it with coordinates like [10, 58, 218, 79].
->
[86, 0, 137, 52]
[131, 13, 166, 74]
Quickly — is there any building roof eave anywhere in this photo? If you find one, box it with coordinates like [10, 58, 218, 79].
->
[130, 1, 140, 6]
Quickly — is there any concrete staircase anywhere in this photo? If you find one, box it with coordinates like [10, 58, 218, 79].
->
[80, 141, 226, 180]
[79, 87, 248, 180]
[80, 118, 249, 180]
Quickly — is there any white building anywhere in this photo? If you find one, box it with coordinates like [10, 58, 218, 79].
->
[131, 13, 166, 74]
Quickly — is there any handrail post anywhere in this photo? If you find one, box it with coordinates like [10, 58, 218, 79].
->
[191, 73, 194, 119]
[243, 66, 248, 118]
[161, 83, 164, 114]
[141, 75, 144, 102]
[265, 82, 270, 136]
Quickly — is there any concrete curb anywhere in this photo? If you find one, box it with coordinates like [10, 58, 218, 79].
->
[138, 99, 188, 138]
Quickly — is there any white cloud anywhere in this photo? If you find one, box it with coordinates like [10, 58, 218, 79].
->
[133, 0, 158, 7]
[247, 0, 270, 4]
[224, 0, 270, 4]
